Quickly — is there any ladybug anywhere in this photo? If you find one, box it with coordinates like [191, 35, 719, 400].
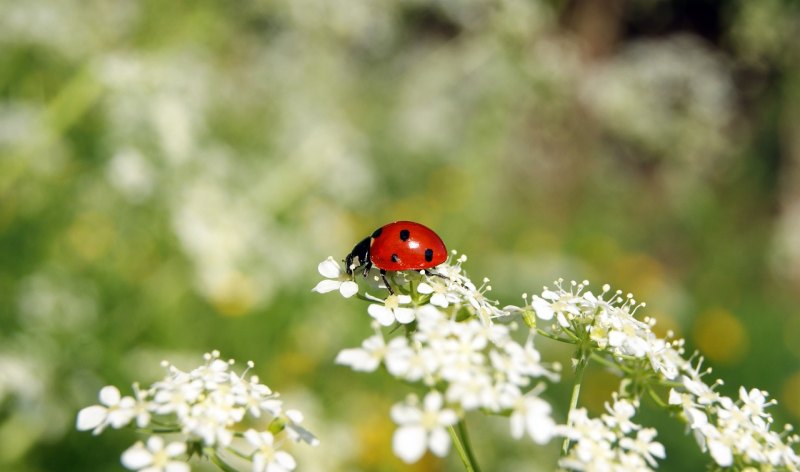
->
[345, 221, 448, 294]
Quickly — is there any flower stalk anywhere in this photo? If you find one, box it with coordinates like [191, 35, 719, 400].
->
[561, 353, 589, 456]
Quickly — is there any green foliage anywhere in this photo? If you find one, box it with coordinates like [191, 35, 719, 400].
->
[1, 0, 799, 470]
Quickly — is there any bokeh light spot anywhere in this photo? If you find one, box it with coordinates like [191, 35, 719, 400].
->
[692, 308, 749, 365]
[781, 371, 800, 421]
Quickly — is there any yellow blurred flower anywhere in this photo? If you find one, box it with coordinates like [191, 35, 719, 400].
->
[692, 308, 749, 365]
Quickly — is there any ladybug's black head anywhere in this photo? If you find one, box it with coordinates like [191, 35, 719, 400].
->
[345, 236, 372, 277]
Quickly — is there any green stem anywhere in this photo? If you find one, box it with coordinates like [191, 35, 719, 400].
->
[647, 387, 669, 408]
[205, 447, 240, 472]
[457, 420, 482, 472]
[535, 328, 577, 344]
[448, 420, 482, 472]
[561, 353, 590, 456]
[589, 352, 633, 374]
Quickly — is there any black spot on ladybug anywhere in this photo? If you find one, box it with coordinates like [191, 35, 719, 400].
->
[424, 248, 433, 262]
[372, 227, 383, 238]
[391, 253, 400, 263]
[399, 229, 410, 241]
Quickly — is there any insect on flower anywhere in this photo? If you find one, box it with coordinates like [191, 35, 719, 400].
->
[345, 221, 448, 295]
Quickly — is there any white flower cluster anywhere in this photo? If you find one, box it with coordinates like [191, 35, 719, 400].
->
[559, 397, 665, 471]
[530, 279, 800, 470]
[669, 379, 800, 468]
[77, 351, 318, 472]
[531, 279, 668, 364]
[315, 253, 560, 463]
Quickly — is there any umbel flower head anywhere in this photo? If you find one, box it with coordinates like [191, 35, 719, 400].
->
[316, 253, 800, 471]
[77, 351, 318, 472]
[316, 252, 561, 463]
[528, 279, 800, 471]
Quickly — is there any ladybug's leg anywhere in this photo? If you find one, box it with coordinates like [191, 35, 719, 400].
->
[426, 270, 449, 281]
[426, 269, 469, 289]
[380, 269, 395, 295]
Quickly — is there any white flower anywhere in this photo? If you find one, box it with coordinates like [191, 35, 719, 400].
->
[150, 374, 203, 417]
[78, 353, 318, 471]
[76, 385, 138, 434]
[668, 388, 711, 446]
[603, 397, 639, 434]
[384, 337, 436, 382]
[417, 281, 455, 308]
[560, 408, 615, 444]
[737, 387, 772, 425]
[182, 399, 243, 446]
[311, 257, 358, 298]
[509, 395, 555, 444]
[706, 434, 734, 467]
[231, 375, 281, 419]
[283, 409, 320, 446]
[391, 392, 458, 463]
[647, 339, 685, 380]
[367, 294, 416, 326]
[121, 437, 189, 472]
[619, 428, 666, 467]
[493, 336, 559, 385]
[335, 332, 386, 372]
[530, 295, 555, 321]
[244, 430, 297, 472]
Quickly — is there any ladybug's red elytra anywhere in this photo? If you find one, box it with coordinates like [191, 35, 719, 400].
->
[345, 221, 447, 294]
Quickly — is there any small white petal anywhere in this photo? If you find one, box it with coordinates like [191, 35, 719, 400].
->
[528, 416, 555, 444]
[146, 436, 165, 451]
[391, 403, 421, 424]
[650, 441, 666, 459]
[244, 429, 263, 446]
[394, 307, 416, 324]
[541, 289, 559, 300]
[509, 412, 524, 439]
[668, 389, 682, 405]
[99, 386, 121, 406]
[318, 258, 342, 278]
[368, 304, 395, 326]
[443, 405, 462, 423]
[121, 443, 152, 469]
[417, 283, 433, 294]
[76, 406, 106, 431]
[393, 425, 427, 463]
[253, 453, 267, 472]
[285, 409, 304, 423]
[164, 441, 187, 457]
[275, 451, 297, 469]
[335, 348, 379, 371]
[708, 439, 733, 466]
[428, 428, 451, 457]
[164, 463, 190, 472]
[531, 297, 554, 320]
[423, 391, 444, 411]
[339, 281, 359, 298]
[430, 293, 449, 307]
[608, 330, 625, 347]
[311, 280, 340, 294]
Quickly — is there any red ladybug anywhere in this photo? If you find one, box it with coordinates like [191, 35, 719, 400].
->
[345, 221, 447, 294]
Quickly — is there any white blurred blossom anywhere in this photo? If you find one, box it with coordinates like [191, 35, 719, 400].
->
[77, 352, 318, 471]
[121, 437, 189, 472]
[391, 392, 458, 463]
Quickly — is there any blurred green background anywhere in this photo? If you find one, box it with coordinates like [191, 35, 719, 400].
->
[2, 0, 799, 470]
